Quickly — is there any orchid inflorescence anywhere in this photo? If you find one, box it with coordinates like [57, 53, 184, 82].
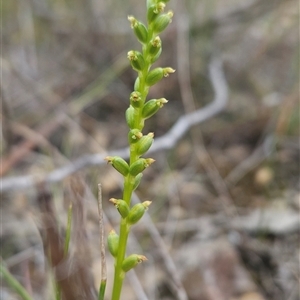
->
[104, 0, 175, 299]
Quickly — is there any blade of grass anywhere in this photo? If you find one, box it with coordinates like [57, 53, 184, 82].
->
[56, 203, 73, 300]
[97, 183, 107, 300]
[64, 203, 73, 256]
[0, 262, 33, 300]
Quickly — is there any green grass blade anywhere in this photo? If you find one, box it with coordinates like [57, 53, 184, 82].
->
[98, 279, 106, 300]
[0, 263, 33, 300]
[64, 204, 73, 256]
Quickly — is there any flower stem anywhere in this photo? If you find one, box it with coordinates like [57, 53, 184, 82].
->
[111, 177, 133, 300]
[109, 1, 174, 298]
[111, 218, 130, 300]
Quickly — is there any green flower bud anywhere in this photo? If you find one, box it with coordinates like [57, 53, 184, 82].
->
[148, 36, 162, 61]
[136, 132, 154, 156]
[142, 98, 168, 119]
[155, 2, 167, 14]
[147, 2, 166, 24]
[145, 67, 163, 86]
[145, 67, 175, 86]
[152, 11, 173, 33]
[130, 91, 143, 108]
[105, 156, 129, 176]
[129, 159, 147, 176]
[127, 201, 152, 225]
[128, 129, 143, 144]
[128, 16, 148, 44]
[129, 158, 155, 176]
[109, 198, 130, 218]
[133, 173, 143, 190]
[125, 105, 136, 129]
[127, 51, 145, 72]
[122, 254, 147, 272]
[147, 6, 157, 24]
[107, 230, 119, 257]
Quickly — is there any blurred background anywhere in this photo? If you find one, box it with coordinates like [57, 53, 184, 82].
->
[1, 0, 299, 299]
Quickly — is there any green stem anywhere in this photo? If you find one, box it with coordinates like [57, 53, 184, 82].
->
[56, 204, 73, 300]
[0, 263, 33, 300]
[111, 177, 133, 300]
[64, 204, 73, 256]
[99, 280, 107, 300]
[111, 219, 130, 300]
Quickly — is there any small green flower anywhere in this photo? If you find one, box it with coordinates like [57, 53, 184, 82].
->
[149, 36, 162, 55]
[127, 201, 152, 225]
[109, 198, 130, 218]
[142, 98, 168, 119]
[122, 254, 147, 272]
[145, 67, 175, 86]
[145, 67, 164, 86]
[129, 158, 155, 176]
[107, 230, 119, 257]
[128, 129, 143, 144]
[105, 156, 129, 176]
[130, 91, 143, 108]
[152, 11, 173, 33]
[127, 50, 145, 71]
[154, 2, 166, 14]
[147, 2, 166, 24]
[128, 16, 148, 44]
[136, 132, 154, 156]
[163, 67, 176, 77]
[148, 36, 162, 63]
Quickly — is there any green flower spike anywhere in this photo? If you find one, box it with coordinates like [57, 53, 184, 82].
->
[122, 254, 148, 272]
[109, 1, 175, 299]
